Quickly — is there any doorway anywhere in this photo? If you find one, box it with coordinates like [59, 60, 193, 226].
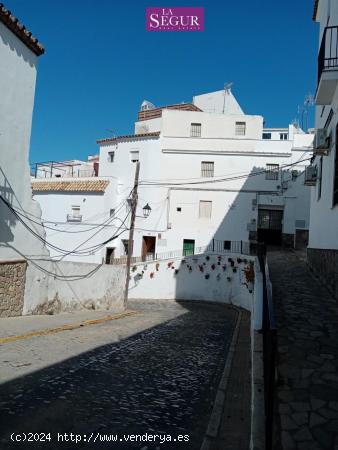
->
[142, 236, 156, 261]
[257, 209, 283, 245]
[105, 247, 115, 264]
[183, 239, 195, 256]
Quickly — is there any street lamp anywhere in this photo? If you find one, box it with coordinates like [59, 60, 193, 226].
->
[142, 203, 151, 218]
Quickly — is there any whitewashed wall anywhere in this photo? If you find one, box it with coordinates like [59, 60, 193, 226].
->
[23, 261, 126, 314]
[32, 178, 117, 263]
[98, 115, 312, 259]
[128, 252, 263, 330]
[0, 22, 51, 312]
[309, 0, 338, 250]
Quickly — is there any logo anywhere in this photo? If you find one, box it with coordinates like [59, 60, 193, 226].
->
[146, 8, 204, 32]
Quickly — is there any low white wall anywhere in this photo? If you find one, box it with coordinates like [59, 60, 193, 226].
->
[23, 261, 126, 314]
[128, 252, 262, 325]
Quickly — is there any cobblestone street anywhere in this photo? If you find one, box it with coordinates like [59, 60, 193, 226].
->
[269, 250, 338, 450]
[0, 300, 245, 450]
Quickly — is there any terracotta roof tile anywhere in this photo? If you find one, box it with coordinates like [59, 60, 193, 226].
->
[97, 131, 160, 144]
[32, 179, 109, 192]
[0, 3, 44, 56]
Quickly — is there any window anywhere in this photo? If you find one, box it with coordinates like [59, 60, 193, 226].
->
[108, 151, 115, 163]
[110, 208, 115, 217]
[280, 133, 288, 140]
[224, 240, 231, 250]
[201, 161, 214, 177]
[67, 205, 82, 222]
[199, 200, 212, 219]
[265, 164, 279, 180]
[177, 207, 182, 212]
[262, 133, 271, 140]
[317, 157, 323, 201]
[190, 123, 201, 137]
[235, 121, 246, 136]
[130, 151, 139, 163]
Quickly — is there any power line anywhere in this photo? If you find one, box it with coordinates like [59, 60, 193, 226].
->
[138, 158, 311, 187]
[0, 194, 130, 257]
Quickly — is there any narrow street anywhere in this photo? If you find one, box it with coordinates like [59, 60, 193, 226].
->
[0, 300, 248, 450]
[269, 250, 338, 450]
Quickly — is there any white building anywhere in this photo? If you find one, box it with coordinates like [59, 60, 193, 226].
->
[31, 176, 118, 264]
[0, 4, 49, 316]
[307, 0, 338, 297]
[97, 88, 314, 262]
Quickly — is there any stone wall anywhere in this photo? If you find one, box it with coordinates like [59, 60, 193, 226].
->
[0, 260, 27, 317]
[307, 248, 338, 299]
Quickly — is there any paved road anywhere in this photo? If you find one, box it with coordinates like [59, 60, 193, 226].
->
[269, 250, 338, 450]
[0, 300, 238, 450]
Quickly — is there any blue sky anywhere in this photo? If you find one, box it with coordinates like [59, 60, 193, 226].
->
[6, 0, 318, 163]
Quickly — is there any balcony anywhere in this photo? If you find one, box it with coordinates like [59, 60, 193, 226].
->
[316, 26, 338, 105]
[66, 214, 82, 222]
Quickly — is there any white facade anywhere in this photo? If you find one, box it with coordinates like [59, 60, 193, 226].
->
[97, 89, 314, 261]
[309, 0, 338, 250]
[0, 15, 51, 314]
[31, 177, 117, 264]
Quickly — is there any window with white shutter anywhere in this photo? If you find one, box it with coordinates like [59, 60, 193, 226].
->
[199, 200, 212, 219]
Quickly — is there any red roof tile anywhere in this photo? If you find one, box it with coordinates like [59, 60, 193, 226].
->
[97, 131, 160, 145]
[0, 3, 44, 56]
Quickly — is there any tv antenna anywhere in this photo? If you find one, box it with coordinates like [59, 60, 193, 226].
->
[297, 93, 314, 131]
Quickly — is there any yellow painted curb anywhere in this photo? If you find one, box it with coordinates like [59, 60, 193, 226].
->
[0, 310, 140, 345]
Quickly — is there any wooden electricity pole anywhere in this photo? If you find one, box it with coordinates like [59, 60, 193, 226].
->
[123, 161, 140, 307]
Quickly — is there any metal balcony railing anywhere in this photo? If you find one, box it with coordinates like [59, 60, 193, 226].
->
[318, 26, 338, 83]
[66, 214, 82, 222]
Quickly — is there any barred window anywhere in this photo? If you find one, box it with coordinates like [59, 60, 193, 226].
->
[235, 121, 246, 136]
[201, 161, 214, 177]
[199, 200, 212, 219]
[191, 123, 201, 137]
[265, 164, 279, 180]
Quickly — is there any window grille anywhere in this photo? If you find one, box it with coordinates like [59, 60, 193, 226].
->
[190, 123, 201, 137]
[265, 164, 279, 180]
[235, 121, 246, 136]
[201, 161, 214, 177]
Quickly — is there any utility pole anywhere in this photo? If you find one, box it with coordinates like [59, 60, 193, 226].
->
[123, 161, 140, 308]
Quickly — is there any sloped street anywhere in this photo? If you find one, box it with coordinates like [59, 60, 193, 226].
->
[0, 300, 248, 450]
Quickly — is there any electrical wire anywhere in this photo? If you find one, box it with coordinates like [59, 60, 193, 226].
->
[11, 197, 128, 234]
[138, 158, 311, 187]
[0, 194, 130, 257]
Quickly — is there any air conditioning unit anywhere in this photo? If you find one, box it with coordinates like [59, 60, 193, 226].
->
[314, 129, 330, 155]
[304, 166, 317, 186]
